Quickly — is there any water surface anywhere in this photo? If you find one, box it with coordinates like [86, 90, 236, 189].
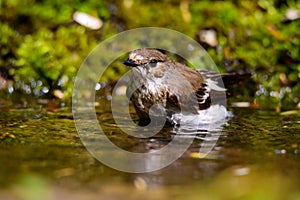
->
[0, 102, 300, 199]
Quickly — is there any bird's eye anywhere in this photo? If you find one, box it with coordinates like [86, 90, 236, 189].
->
[149, 59, 158, 67]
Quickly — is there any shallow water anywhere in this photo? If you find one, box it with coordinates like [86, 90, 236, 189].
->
[0, 101, 300, 199]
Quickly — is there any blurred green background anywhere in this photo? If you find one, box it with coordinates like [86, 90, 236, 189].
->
[0, 0, 299, 110]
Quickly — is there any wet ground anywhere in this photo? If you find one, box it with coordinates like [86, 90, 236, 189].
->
[0, 101, 300, 200]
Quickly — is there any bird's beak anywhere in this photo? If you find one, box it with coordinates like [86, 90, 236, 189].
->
[123, 59, 139, 67]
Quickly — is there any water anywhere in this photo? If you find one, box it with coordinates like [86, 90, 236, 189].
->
[0, 101, 300, 199]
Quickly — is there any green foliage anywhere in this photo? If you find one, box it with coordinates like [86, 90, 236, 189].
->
[0, 0, 299, 109]
[0, 0, 113, 99]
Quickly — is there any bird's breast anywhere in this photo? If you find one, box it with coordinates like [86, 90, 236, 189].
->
[126, 73, 169, 117]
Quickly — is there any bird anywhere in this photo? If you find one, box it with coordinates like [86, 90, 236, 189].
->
[124, 48, 249, 126]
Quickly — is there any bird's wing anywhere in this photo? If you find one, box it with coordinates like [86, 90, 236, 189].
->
[196, 70, 252, 108]
[194, 70, 228, 109]
[197, 69, 252, 97]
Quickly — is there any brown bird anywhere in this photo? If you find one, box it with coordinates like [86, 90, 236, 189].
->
[124, 48, 248, 125]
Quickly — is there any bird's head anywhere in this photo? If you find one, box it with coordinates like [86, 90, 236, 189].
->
[124, 48, 172, 79]
[124, 48, 168, 67]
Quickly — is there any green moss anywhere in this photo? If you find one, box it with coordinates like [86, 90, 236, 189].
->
[0, 0, 299, 109]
